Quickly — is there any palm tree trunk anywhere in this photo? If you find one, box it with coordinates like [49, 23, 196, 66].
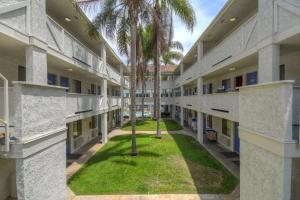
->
[153, 63, 157, 119]
[141, 62, 145, 123]
[155, 5, 162, 139]
[130, 22, 138, 156]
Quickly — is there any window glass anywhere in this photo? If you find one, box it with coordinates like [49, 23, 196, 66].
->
[18, 66, 26, 81]
[222, 119, 230, 136]
[73, 80, 81, 93]
[48, 73, 57, 85]
[72, 120, 82, 138]
[246, 72, 258, 85]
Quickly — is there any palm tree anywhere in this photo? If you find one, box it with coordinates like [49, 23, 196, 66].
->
[73, 0, 146, 156]
[152, 0, 196, 138]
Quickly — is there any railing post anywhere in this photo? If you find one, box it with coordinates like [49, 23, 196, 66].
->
[4, 77, 9, 152]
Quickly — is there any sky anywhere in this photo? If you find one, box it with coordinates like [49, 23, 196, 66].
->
[85, 0, 227, 63]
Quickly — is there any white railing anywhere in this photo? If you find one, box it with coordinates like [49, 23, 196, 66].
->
[0, 73, 9, 152]
[108, 97, 121, 110]
[66, 93, 105, 117]
[200, 91, 239, 122]
[202, 14, 258, 73]
[182, 95, 199, 109]
[47, 16, 105, 74]
[181, 62, 199, 85]
[106, 64, 121, 84]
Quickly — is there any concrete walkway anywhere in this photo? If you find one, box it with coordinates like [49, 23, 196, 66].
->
[67, 128, 239, 200]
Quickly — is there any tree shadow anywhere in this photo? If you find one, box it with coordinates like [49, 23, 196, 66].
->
[168, 134, 238, 194]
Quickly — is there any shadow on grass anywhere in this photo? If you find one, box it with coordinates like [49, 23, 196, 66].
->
[168, 134, 238, 194]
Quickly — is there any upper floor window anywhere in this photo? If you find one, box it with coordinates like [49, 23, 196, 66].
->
[222, 79, 231, 92]
[91, 84, 96, 95]
[18, 66, 26, 81]
[73, 79, 81, 93]
[60, 76, 69, 92]
[246, 72, 257, 85]
[48, 73, 57, 85]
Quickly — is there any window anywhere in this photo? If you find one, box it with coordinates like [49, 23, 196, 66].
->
[48, 73, 57, 85]
[91, 84, 96, 94]
[60, 76, 69, 92]
[208, 83, 213, 94]
[222, 119, 230, 137]
[207, 115, 213, 128]
[246, 72, 257, 85]
[280, 65, 285, 81]
[222, 79, 231, 91]
[73, 80, 81, 93]
[90, 116, 97, 129]
[97, 85, 101, 95]
[72, 120, 82, 138]
[18, 66, 26, 81]
[203, 84, 206, 95]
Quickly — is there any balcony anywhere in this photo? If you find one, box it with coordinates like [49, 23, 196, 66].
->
[200, 91, 239, 122]
[106, 64, 121, 85]
[202, 14, 258, 74]
[66, 93, 105, 121]
[182, 95, 199, 109]
[108, 97, 121, 111]
[181, 62, 199, 85]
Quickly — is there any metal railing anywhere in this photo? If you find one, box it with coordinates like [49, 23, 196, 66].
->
[0, 73, 9, 152]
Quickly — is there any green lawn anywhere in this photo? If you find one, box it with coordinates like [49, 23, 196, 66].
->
[122, 119, 182, 131]
[68, 134, 238, 195]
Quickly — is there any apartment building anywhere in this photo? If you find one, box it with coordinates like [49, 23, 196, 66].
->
[170, 0, 300, 200]
[0, 0, 129, 199]
[132, 64, 178, 117]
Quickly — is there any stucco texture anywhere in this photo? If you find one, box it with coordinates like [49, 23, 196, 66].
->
[16, 141, 66, 200]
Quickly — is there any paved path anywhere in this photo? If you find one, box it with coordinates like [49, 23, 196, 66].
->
[67, 128, 239, 200]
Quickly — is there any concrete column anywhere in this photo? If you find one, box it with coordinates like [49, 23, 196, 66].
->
[258, 44, 280, 83]
[197, 77, 203, 95]
[120, 65, 124, 126]
[257, 0, 276, 41]
[101, 113, 108, 143]
[197, 111, 204, 144]
[101, 42, 107, 66]
[180, 107, 184, 127]
[25, 0, 47, 84]
[197, 42, 204, 73]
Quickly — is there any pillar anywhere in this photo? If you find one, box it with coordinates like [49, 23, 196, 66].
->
[197, 111, 204, 144]
[197, 42, 204, 74]
[101, 113, 108, 143]
[197, 77, 203, 95]
[258, 44, 280, 83]
[180, 107, 184, 127]
[26, 0, 48, 84]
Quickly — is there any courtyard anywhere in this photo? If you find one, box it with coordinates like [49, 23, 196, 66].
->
[68, 133, 238, 195]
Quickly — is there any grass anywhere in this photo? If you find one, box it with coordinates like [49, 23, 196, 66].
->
[122, 119, 182, 131]
[68, 134, 238, 195]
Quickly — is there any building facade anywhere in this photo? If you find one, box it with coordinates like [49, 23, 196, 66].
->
[0, 0, 129, 199]
[170, 0, 300, 200]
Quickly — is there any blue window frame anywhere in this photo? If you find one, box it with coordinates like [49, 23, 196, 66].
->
[60, 76, 69, 87]
[246, 72, 257, 85]
[48, 73, 57, 85]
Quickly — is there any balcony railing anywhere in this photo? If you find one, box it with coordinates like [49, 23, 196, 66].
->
[106, 64, 121, 84]
[108, 97, 121, 110]
[66, 93, 105, 118]
[47, 16, 124, 85]
[202, 14, 258, 73]
[200, 91, 239, 122]
[182, 95, 199, 109]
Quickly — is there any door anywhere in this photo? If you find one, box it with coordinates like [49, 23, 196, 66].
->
[234, 122, 240, 153]
[235, 76, 243, 89]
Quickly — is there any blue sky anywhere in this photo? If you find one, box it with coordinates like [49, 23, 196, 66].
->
[85, 0, 227, 63]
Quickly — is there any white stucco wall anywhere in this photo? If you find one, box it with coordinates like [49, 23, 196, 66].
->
[16, 141, 66, 200]
[240, 140, 291, 200]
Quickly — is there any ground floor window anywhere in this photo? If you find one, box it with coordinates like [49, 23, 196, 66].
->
[72, 120, 82, 138]
[90, 116, 97, 129]
[222, 119, 230, 137]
